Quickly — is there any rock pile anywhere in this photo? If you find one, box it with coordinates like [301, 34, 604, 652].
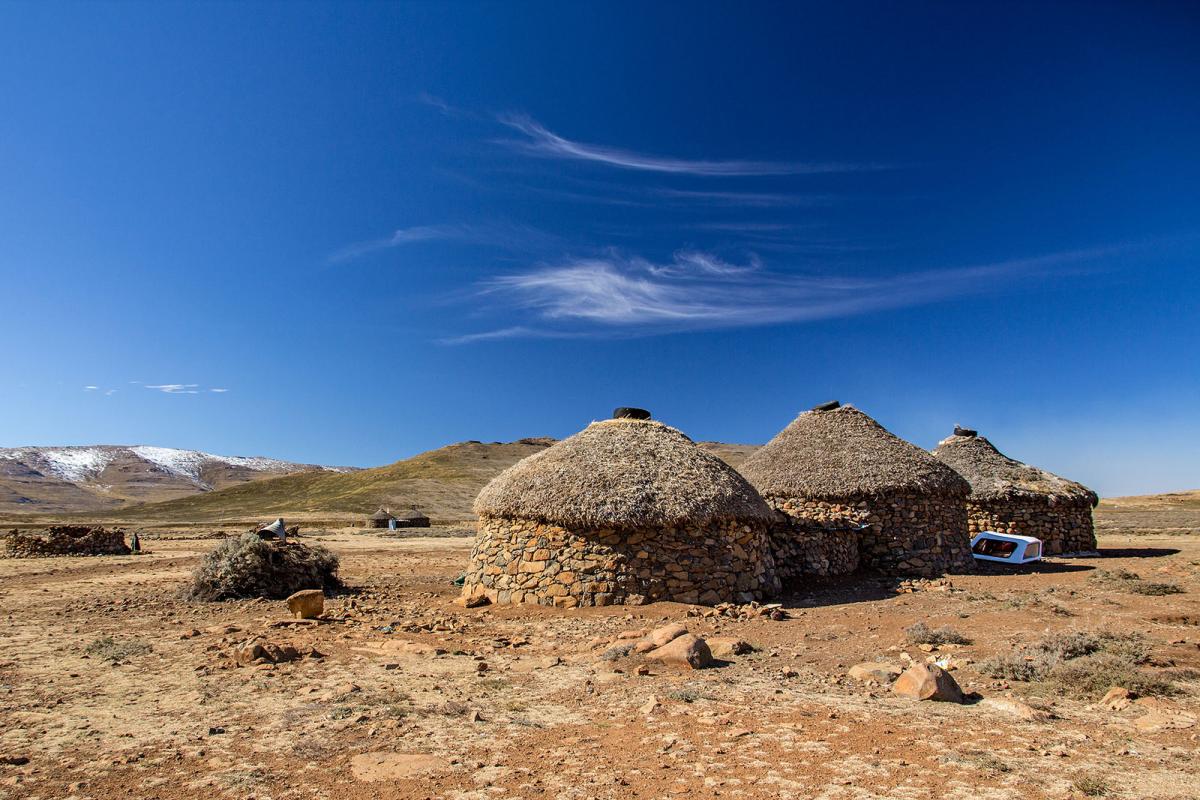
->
[2, 526, 131, 558]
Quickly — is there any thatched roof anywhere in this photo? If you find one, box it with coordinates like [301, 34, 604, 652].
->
[932, 432, 1098, 506]
[740, 404, 969, 499]
[474, 418, 773, 528]
[394, 507, 429, 521]
[370, 508, 392, 521]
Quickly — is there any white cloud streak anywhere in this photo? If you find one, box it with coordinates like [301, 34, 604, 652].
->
[498, 114, 889, 176]
[146, 384, 201, 394]
[329, 222, 562, 264]
[450, 246, 1119, 342]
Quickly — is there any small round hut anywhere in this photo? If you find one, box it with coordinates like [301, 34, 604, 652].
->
[367, 508, 393, 529]
[740, 402, 974, 578]
[461, 410, 780, 607]
[932, 427, 1098, 555]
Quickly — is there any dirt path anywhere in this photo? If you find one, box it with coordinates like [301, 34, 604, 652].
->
[1, 533, 1197, 799]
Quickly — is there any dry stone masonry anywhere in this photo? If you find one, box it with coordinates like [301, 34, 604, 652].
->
[741, 404, 976, 579]
[462, 516, 778, 607]
[766, 502, 859, 580]
[931, 430, 1099, 556]
[965, 499, 1096, 555]
[3, 526, 131, 558]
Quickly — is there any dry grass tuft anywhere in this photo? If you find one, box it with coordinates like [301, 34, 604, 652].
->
[84, 635, 151, 664]
[1072, 773, 1111, 796]
[1089, 568, 1184, 596]
[978, 630, 1172, 698]
[186, 532, 340, 601]
[906, 622, 972, 646]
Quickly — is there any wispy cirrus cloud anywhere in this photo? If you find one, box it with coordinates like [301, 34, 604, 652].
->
[447, 245, 1123, 342]
[146, 384, 200, 394]
[328, 221, 562, 264]
[497, 113, 891, 177]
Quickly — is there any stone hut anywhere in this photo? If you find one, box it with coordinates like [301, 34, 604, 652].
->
[461, 411, 780, 608]
[4, 526, 131, 558]
[932, 427, 1098, 554]
[367, 509, 393, 529]
[367, 507, 431, 529]
[394, 506, 431, 528]
[740, 402, 974, 578]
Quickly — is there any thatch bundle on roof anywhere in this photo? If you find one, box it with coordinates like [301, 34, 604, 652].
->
[741, 402, 974, 578]
[932, 430, 1098, 554]
[187, 532, 341, 601]
[463, 413, 779, 607]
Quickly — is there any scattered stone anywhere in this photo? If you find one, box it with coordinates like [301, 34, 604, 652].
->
[1102, 686, 1133, 711]
[456, 594, 491, 608]
[643, 623, 688, 649]
[847, 662, 902, 685]
[286, 589, 324, 620]
[645, 634, 714, 669]
[890, 663, 963, 703]
[640, 696, 659, 715]
[232, 638, 299, 666]
[707, 637, 754, 658]
[0, 755, 29, 766]
[980, 696, 1052, 722]
[1134, 709, 1197, 734]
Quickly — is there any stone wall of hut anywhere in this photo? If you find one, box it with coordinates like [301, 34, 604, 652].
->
[461, 515, 779, 607]
[771, 493, 973, 577]
[766, 505, 859, 580]
[3, 526, 131, 558]
[966, 499, 1096, 555]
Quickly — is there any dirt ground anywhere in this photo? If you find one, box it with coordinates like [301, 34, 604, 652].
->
[2, 530, 1197, 800]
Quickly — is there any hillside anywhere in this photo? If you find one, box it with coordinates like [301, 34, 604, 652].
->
[85, 438, 558, 524]
[1095, 489, 1200, 536]
[0, 445, 351, 514]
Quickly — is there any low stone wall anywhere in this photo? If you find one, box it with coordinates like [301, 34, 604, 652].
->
[766, 508, 859, 581]
[3, 526, 131, 558]
[461, 515, 779, 607]
[769, 492, 973, 577]
[966, 500, 1096, 555]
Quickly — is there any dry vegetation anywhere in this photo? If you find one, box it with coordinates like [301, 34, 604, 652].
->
[0, 505, 1197, 800]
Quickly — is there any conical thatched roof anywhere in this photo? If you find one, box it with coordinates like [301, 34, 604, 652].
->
[741, 404, 969, 499]
[474, 418, 773, 528]
[932, 432, 1098, 506]
[370, 508, 393, 521]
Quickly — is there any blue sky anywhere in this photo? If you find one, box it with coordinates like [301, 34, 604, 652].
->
[1, 2, 1197, 495]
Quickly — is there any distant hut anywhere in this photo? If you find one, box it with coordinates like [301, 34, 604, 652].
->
[461, 409, 780, 607]
[394, 506, 431, 528]
[740, 402, 974, 578]
[367, 506, 431, 529]
[932, 427, 1098, 555]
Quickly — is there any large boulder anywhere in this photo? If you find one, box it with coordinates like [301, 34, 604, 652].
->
[891, 663, 963, 703]
[645, 633, 714, 669]
[634, 623, 688, 653]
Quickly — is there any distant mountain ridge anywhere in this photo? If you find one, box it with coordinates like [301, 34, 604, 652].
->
[0, 445, 354, 514]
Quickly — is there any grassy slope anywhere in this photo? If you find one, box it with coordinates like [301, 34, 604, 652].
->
[98, 439, 554, 524]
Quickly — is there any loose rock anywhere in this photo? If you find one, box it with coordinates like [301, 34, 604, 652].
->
[890, 663, 963, 703]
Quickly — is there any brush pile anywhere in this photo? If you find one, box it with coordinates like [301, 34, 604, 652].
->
[187, 532, 340, 601]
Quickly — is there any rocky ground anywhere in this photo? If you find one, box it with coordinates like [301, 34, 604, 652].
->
[1, 530, 1197, 800]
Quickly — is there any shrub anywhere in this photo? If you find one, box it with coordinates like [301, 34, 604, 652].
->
[187, 533, 340, 601]
[905, 622, 972, 646]
[977, 630, 1169, 699]
[84, 635, 150, 664]
[1072, 773, 1111, 797]
[1047, 653, 1174, 699]
[1127, 582, 1183, 596]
